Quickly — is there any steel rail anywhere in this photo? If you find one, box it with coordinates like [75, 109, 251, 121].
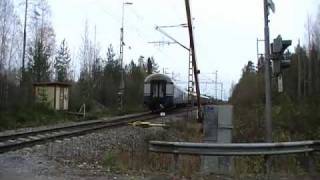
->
[0, 113, 159, 154]
[0, 112, 151, 142]
[149, 141, 320, 156]
[0, 114, 157, 153]
[0, 108, 194, 154]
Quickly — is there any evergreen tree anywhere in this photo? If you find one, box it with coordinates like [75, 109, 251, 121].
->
[101, 45, 121, 107]
[54, 39, 71, 82]
[27, 39, 52, 82]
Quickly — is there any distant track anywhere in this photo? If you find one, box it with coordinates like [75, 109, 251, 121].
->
[0, 107, 194, 154]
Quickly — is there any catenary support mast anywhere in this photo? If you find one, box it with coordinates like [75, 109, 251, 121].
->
[184, 0, 203, 121]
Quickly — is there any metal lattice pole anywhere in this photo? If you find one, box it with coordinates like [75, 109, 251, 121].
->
[118, 1, 133, 111]
[184, 0, 203, 122]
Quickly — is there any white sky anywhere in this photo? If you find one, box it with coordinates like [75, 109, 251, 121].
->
[46, 0, 319, 99]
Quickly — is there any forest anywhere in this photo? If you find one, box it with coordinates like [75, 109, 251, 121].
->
[0, 0, 158, 129]
[230, 9, 320, 141]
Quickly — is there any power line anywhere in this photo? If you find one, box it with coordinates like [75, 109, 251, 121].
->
[93, 1, 166, 58]
[92, 0, 189, 74]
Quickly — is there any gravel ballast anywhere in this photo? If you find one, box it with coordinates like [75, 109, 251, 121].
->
[0, 112, 194, 180]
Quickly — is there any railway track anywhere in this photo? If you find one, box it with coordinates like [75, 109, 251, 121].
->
[0, 108, 193, 154]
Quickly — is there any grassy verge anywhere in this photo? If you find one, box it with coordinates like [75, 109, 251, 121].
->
[0, 103, 147, 131]
[0, 103, 75, 131]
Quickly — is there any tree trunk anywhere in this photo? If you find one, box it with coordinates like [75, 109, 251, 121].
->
[297, 47, 302, 100]
[316, 58, 320, 94]
[308, 55, 313, 96]
[303, 54, 307, 97]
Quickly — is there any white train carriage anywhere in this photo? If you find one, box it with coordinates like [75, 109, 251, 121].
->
[144, 73, 175, 110]
[144, 73, 210, 111]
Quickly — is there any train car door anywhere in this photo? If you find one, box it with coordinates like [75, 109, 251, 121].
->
[151, 81, 166, 98]
[151, 82, 158, 98]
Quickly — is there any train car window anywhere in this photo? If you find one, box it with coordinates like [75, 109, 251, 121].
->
[166, 83, 174, 96]
[144, 83, 151, 95]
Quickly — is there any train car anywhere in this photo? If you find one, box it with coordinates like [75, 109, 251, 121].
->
[144, 73, 210, 111]
[144, 73, 174, 110]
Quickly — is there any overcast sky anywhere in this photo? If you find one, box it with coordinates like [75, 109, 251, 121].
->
[47, 0, 320, 99]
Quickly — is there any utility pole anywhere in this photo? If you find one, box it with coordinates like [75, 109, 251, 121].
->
[188, 49, 194, 106]
[263, 0, 272, 143]
[184, 0, 203, 121]
[263, 0, 273, 177]
[215, 71, 218, 101]
[94, 25, 97, 61]
[21, 0, 28, 82]
[221, 83, 223, 101]
[118, 0, 133, 111]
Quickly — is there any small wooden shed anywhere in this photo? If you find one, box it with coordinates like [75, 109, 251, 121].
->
[33, 82, 71, 111]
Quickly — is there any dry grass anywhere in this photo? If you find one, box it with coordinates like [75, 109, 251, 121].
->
[101, 113, 203, 178]
[233, 155, 310, 177]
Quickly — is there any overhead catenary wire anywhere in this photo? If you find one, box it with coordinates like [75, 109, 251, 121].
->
[93, 0, 175, 59]
[86, 0, 193, 79]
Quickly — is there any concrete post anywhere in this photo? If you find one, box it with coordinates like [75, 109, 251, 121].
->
[307, 152, 316, 177]
[173, 154, 179, 176]
[201, 105, 233, 175]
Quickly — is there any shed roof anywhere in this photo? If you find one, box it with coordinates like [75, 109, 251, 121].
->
[144, 73, 173, 83]
[33, 82, 71, 87]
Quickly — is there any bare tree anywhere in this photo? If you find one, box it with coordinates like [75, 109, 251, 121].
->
[0, 0, 22, 110]
[297, 43, 302, 100]
[306, 15, 313, 95]
[0, 0, 21, 73]
[312, 11, 320, 94]
[27, 0, 56, 82]
[79, 21, 95, 80]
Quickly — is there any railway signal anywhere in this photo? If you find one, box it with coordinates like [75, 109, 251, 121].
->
[271, 35, 292, 76]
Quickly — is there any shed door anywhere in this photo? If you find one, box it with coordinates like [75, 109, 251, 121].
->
[59, 88, 64, 110]
[64, 88, 69, 110]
